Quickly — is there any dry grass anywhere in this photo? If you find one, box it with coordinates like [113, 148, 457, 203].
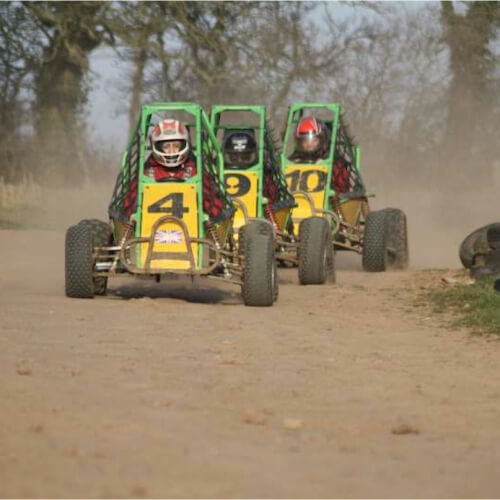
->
[0, 178, 112, 230]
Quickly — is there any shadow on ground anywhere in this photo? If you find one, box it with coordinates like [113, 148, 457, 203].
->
[109, 275, 241, 305]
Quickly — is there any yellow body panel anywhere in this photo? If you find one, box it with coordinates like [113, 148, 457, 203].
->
[140, 183, 199, 270]
[274, 206, 290, 233]
[224, 171, 258, 231]
[339, 199, 363, 226]
[285, 164, 329, 220]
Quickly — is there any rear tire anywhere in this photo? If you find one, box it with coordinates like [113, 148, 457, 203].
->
[240, 222, 275, 306]
[382, 208, 409, 269]
[362, 210, 389, 272]
[298, 216, 336, 285]
[65, 223, 94, 298]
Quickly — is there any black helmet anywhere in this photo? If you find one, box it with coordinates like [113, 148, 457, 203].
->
[222, 130, 257, 169]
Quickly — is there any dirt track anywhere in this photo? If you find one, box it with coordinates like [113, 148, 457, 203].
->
[1, 229, 500, 498]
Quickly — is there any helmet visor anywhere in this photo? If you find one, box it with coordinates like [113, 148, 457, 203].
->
[296, 134, 321, 154]
[155, 140, 186, 154]
[224, 151, 257, 169]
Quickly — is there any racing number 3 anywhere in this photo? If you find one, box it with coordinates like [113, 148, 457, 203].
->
[225, 173, 251, 197]
[286, 169, 327, 193]
[148, 193, 189, 219]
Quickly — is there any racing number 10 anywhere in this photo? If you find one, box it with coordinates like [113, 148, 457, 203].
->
[286, 169, 327, 193]
[148, 193, 189, 219]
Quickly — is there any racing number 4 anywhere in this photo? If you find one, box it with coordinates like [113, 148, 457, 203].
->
[148, 192, 189, 219]
[286, 169, 327, 193]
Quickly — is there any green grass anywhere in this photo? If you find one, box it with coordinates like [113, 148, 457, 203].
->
[429, 277, 500, 335]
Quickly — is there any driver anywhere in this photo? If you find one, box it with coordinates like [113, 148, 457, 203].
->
[222, 130, 258, 169]
[222, 129, 279, 203]
[123, 119, 224, 218]
[290, 116, 351, 194]
[289, 116, 328, 163]
[145, 118, 196, 180]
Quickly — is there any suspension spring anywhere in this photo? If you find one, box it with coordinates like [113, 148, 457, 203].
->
[121, 220, 135, 245]
[331, 196, 344, 222]
[205, 220, 230, 276]
[205, 220, 221, 249]
[111, 220, 135, 272]
[265, 203, 278, 230]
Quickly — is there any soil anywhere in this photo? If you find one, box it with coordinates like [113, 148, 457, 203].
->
[1, 229, 500, 498]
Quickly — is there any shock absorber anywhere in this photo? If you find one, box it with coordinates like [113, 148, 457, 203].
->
[205, 219, 230, 276]
[123, 220, 135, 240]
[331, 196, 344, 222]
[265, 202, 278, 230]
[205, 220, 220, 248]
[111, 220, 135, 272]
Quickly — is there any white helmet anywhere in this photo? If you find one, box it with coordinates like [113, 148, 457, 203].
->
[150, 119, 190, 167]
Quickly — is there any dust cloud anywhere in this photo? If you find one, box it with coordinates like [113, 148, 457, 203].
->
[364, 154, 500, 270]
[0, 147, 117, 232]
[1, 122, 498, 272]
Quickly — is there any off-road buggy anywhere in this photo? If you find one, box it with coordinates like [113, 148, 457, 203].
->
[65, 102, 277, 306]
[281, 102, 409, 272]
[210, 105, 336, 285]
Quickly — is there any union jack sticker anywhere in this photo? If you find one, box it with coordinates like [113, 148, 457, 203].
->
[154, 229, 183, 244]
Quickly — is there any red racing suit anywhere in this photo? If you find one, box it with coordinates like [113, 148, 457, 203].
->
[123, 154, 225, 219]
[331, 160, 351, 194]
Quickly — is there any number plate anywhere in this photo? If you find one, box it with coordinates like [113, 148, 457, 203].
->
[140, 184, 199, 270]
[285, 164, 329, 220]
[224, 171, 259, 230]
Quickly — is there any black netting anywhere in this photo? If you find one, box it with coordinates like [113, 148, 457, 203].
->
[332, 116, 366, 195]
[108, 123, 140, 222]
[264, 120, 296, 211]
[201, 129, 235, 223]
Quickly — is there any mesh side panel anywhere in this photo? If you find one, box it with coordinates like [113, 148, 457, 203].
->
[264, 120, 296, 209]
[334, 118, 366, 195]
[201, 130, 235, 223]
[108, 128, 140, 222]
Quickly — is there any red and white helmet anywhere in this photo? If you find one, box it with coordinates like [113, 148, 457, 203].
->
[294, 116, 327, 160]
[150, 119, 190, 168]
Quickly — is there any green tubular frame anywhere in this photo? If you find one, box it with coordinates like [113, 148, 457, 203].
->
[210, 104, 267, 218]
[280, 102, 367, 211]
[112, 102, 228, 270]
[281, 102, 340, 210]
[210, 104, 295, 223]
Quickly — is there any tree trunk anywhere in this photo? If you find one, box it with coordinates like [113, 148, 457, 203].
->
[440, 1, 499, 187]
[128, 46, 147, 137]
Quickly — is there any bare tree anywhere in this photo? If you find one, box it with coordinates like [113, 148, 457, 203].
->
[130, 2, 320, 118]
[0, 2, 41, 182]
[23, 1, 114, 182]
[440, 1, 500, 185]
[109, 2, 169, 134]
[307, 3, 448, 184]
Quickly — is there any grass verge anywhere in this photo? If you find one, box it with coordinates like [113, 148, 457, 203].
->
[429, 276, 500, 335]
